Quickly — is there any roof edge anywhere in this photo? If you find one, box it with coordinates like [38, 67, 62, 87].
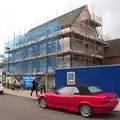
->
[28, 5, 86, 33]
[108, 38, 120, 41]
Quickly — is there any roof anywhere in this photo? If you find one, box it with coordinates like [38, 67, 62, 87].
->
[28, 5, 85, 32]
[67, 84, 88, 87]
[66, 84, 94, 95]
[104, 38, 120, 58]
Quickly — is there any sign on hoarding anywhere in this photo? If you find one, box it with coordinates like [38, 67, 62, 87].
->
[23, 76, 40, 88]
[67, 72, 76, 85]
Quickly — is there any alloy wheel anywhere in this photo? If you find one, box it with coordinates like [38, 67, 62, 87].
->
[40, 98, 47, 108]
[80, 104, 93, 118]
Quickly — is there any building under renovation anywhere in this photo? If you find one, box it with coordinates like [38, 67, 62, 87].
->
[4, 5, 108, 90]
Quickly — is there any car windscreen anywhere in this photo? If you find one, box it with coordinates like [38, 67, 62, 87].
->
[88, 86, 103, 94]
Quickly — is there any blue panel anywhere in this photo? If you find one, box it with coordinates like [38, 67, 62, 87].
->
[23, 76, 33, 88]
[23, 75, 40, 88]
[4, 64, 8, 73]
[48, 56, 56, 72]
[8, 20, 62, 50]
[40, 58, 47, 72]
[24, 20, 62, 44]
[55, 65, 120, 98]
[6, 20, 63, 74]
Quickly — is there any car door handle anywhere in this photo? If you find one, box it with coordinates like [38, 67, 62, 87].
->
[66, 96, 71, 98]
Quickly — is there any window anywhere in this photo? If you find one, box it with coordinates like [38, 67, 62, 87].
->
[57, 87, 75, 94]
[73, 87, 79, 94]
[88, 86, 103, 94]
[78, 86, 91, 95]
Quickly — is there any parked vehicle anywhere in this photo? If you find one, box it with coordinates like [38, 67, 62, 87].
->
[37, 84, 119, 118]
[0, 81, 4, 94]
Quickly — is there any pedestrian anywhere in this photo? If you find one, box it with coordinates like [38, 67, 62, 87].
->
[40, 83, 46, 94]
[14, 79, 17, 90]
[14, 79, 20, 90]
[30, 79, 38, 97]
[17, 80, 20, 90]
[7, 79, 9, 89]
[52, 84, 56, 91]
[9, 79, 12, 89]
[14, 80, 16, 90]
[20, 78, 24, 90]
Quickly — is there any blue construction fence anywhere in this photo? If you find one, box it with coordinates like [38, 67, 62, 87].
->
[55, 64, 120, 98]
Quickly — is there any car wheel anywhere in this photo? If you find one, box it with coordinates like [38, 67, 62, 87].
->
[79, 104, 93, 118]
[40, 97, 47, 108]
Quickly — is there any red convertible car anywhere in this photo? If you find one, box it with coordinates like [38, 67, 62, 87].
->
[37, 84, 119, 118]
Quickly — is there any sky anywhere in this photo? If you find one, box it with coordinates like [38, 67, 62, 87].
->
[1, 0, 120, 54]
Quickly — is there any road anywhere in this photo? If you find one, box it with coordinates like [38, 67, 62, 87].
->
[0, 94, 120, 120]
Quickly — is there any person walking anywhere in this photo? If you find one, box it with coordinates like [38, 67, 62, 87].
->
[9, 79, 12, 89]
[40, 83, 46, 94]
[30, 79, 38, 97]
[20, 78, 24, 90]
[15, 79, 20, 91]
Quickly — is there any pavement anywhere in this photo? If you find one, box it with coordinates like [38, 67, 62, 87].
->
[4, 88, 120, 112]
[0, 94, 120, 120]
[4, 88, 37, 99]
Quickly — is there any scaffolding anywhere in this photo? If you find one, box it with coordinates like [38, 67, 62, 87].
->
[4, 5, 108, 76]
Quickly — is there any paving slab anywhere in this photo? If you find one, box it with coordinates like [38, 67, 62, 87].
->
[4, 88, 37, 99]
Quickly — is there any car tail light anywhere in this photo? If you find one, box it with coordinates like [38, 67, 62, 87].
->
[114, 96, 117, 99]
[102, 97, 110, 104]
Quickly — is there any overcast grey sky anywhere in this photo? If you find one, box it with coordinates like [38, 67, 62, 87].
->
[1, 0, 120, 54]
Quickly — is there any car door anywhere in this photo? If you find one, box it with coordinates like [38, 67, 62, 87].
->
[45, 92, 60, 107]
[71, 87, 81, 110]
[55, 87, 76, 109]
[61, 87, 80, 111]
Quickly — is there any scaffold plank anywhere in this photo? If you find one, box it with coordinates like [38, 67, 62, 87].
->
[4, 49, 104, 65]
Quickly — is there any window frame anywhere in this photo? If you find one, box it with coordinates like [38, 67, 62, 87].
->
[57, 86, 79, 95]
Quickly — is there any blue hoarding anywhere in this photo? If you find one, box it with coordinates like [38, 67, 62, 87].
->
[55, 65, 120, 98]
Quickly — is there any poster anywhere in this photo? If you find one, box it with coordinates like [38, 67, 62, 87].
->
[67, 72, 76, 85]
[23, 76, 40, 88]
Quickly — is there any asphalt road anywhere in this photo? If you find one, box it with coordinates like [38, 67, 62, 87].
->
[0, 94, 120, 120]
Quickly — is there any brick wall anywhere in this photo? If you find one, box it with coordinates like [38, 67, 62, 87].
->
[104, 56, 120, 65]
